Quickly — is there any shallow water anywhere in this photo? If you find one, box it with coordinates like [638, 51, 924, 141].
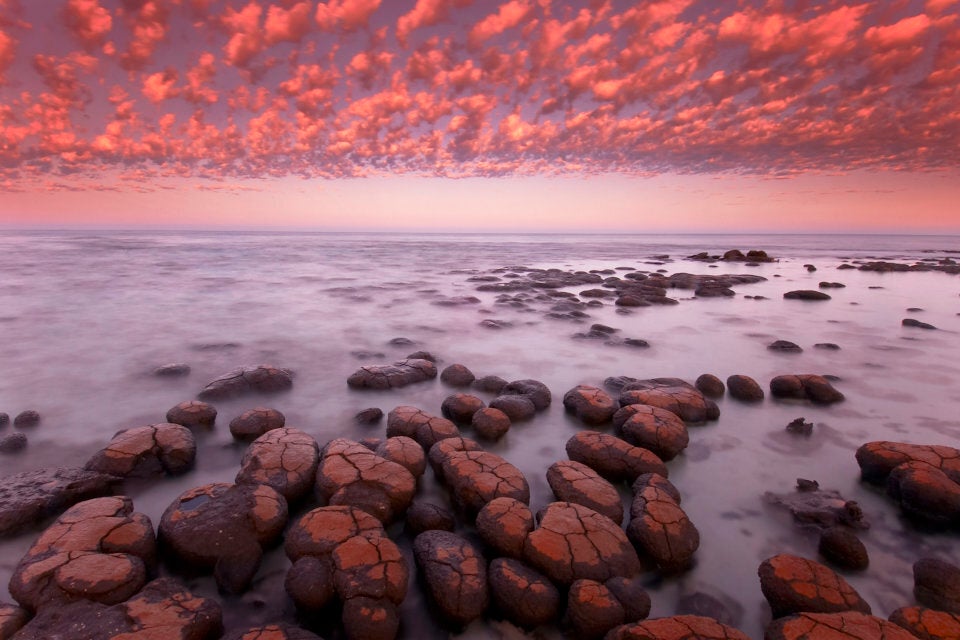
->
[1, 231, 959, 638]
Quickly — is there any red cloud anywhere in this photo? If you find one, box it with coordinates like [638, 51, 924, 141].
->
[119, 0, 170, 70]
[0, 29, 14, 83]
[397, 0, 474, 46]
[222, 1, 265, 68]
[142, 67, 179, 103]
[316, 0, 381, 33]
[63, 0, 113, 50]
[468, 0, 533, 48]
[264, 1, 311, 45]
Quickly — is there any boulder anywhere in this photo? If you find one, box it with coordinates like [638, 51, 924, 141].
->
[633, 472, 683, 504]
[567, 579, 625, 639]
[620, 379, 719, 422]
[440, 364, 475, 387]
[856, 441, 960, 485]
[770, 374, 845, 404]
[818, 526, 869, 571]
[695, 374, 725, 398]
[0, 603, 29, 638]
[471, 407, 511, 440]
[224, 624, 323, 640]
[889, 606, 960, 640]
[605, 576, 652, 622]
[726, 375, 764, 401]
[85, 423, 195, 478]
[628, 474, 699, 572]
[768, 340, 803, 353]
[13, 410, 40, 428]
[758, 554, 871, 618]
[438, 449, 530, 516]
[616, 404, 690, 461]
[784, 290, 832, 300]
[331, 531, 408, 605]
[413, 531, 488, 626]
[546, 460, 624, 524]
[285, 505, 382, 562]
[473, 375, 508, 394]
[440, 393, 485, 425]
[563, 385, 618, 425]
[476, 497, 534, 559]
[354, 407, 383, 424]
[914, 557, 960, 614]
[766, 611, 917, 640]
[198, 364, 293, 399]
[523, 502, 641, 585]
[0, 467, 119, 537]
[346, 359, 436, 390]
[0, 432, 27, 453]
[159, 482, 287, 593]
[887, 461, 960, 525]
[374, 436, 427, 478]
[606, 615, 751, 639]
[10, 496, 155, 611]
[427, 436, 483, 476]
[165, 400, 216, 429]
[489, 394, 537, 421]
[488, 557, 560, 628]
[501, 379, 552, 411]
[229, 407, 285, 440]
[386, 406, 460, 449]
[566, 431, 668, 483]
[235, 427, 319, 503]
[405, 501, 455, 535]
[315, 438, 416, 523]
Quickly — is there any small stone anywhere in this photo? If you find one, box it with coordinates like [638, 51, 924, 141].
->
[165, 400, 216, 429]
[472, 407, 511, 440]
[784, 290, 831, 300]
[198, 364, 293, 399]
[726, 375, 764, 401]
[818, 526, 869, 571]
[0, 412, 8, 428]
[153, 363, 191, 377]
[441, 393, 486, 425]
[915, 557, 960, 614]
[440, 364, 476, 387]
[489, 394, 537, 421]
[768, 340, 803, 353]
[0, 432, 27, 453]
[695, 374, 725, 398]
[354, 407, 383, 424]
[13, 410, 40, 428]
[563, 385, 618, 425]
[786, 417, 813, 435]
[814, 343, 841, 350]
[413, 531, 488, 626]
[228, 407, 285, 440]
[903, 318, 937, 330]
[547, 460, 624, 524]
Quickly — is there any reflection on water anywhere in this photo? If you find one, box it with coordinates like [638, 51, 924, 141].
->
[1, 231, 959, 638]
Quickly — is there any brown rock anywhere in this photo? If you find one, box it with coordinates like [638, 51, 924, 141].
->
[566, 431, 668, 483]
[285, 505, 383, 561]
[439, 449, 530, 516]
[440, 393, 485, 425]
[354, 407, 383, 424]
[620, 380, 719, 422]
[229, 407, 285, 441]
[0, 467, 120, 537]
[784, 289, 831, 300]
[766, 611, 916, 640]
[523, 502, 641, 585]
[502, 378, 552, 410]
[914, 557, 960, 614]
[758, 554, 871, 618]
[471, 407, 511, 440]
[427, 436, 483, 476]
[627, 475, 699, 572]
[0, 602, 29, 638]
[235, 427, 319, 503]
[285, 555, 335, 610]
[567, 579, 625, 639]
[489, 394, 537, 421]
[889, 606, 960, 640]
[857, 441, 960, 485]
[198, 364, 293, 400]
[405, 501, 455, 535]
[695, 374, 725, 398]
[563, 385, 618, 425]
[375, 435, 427, 478]
[546, 460, 623, 524]
[413, 530, 488, 626]
[347, 359, 436, 389]
[342, 597, 399, 640]
[386, 406, 460, 449]
[476, 496, 534, 559]
[224, 623, 323, 640]
[887, 461, 960, 525]
[473, 375, 508, 394]
[440, 364, 475, 387]
[726, 375, 764, 402]
[85, 423, 195, 478]
[0, 432, 27, 453]
[770, 374, 845, 404]
[488, 557, 560, 628]
[165, 400, 217, 429]
[605, 576, 651, 622]
[616, 404, 689, 461]
[606, 614, 751, 639]
[819, 526, 869, 571]
[331, 531, 408, 604]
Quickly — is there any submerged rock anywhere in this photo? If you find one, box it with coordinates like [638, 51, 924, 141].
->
[887, 461, 960, 525]
[769, 374, 844, 404]
[567, 579, 625, 639]
[13, 410, 40, 428]
[695, 374, 725, 398]
[903, 318, 938, 330]
[0, 467, 120, 537]
[85, 423, 195, 478]
[347, 358, 437, 390]
[198, 364, 293, 399]
[0, 432, 27, 453]
[387, 405, 460, 449]
[783, 290, 831, 301]
[414, 530, 488, 627]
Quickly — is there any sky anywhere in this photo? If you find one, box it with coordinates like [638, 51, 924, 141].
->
[0, 0, 958, 232]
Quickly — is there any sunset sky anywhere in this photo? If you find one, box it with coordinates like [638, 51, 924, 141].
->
[0, 0, 958, 231]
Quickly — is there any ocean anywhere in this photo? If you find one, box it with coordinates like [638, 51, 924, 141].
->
[1, 230, 959, 638]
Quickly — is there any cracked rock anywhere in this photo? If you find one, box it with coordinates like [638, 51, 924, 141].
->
[615, 404, 690, 461]
[85, 423, 195, 478]
[198, 364, 293, 400]
[563, 385, 618, 425]
[566, 431, 668, 483]
[619, 378, 720, 423]
[387, 406, 460, 449]
[627, 473, 699, 572]
[758, 554, 871, 619]
[488, 557, 560, 629]
[546, 460, 623, 524]
[607, 614, 751, 639]
[347, 359, 437, 390]
[770, 374, 844, 405]
[766, 611, 916, 640]
[413, 530, 488, 627]
[235, 427, 319, 503]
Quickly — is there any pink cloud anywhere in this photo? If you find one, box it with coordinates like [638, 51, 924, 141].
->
[0, 29, 14, 83]
[315, 0, 381, 33]
[183, 51, 217, 104]
[221, 1, 265, 68]
[142, 67, 179, 103]
[397, 0, 474, 46]
[119, 0, 170, 70]
[865, 14, 932, 48]
[63, 0, 113, 50]
[264, 1, 311, 45]
[468, 0, 533, 47]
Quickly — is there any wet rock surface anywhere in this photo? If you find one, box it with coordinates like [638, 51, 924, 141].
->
[235, 427, 319, 503]
[770, 374, 845, 404]
[501, 378, 552, 411]
[764, 484, 869, 530]
[758, 554, 871, 618]
[819, 526, 869, 571]
[386, 405, 460, 449]
[476, 496, 534, 559]
[563, 384, 617, 425]
[85, 422, 196, 478]
[914, 557, 960, 614]
[889, 606, 960, 640]
[0, 431, 27, 453]
[616, 403, 690, 461]
[566, 431, 668, 483]
[766, 611, 917, 640]
[199, 364, 293, 399]
[619, 378, 720, 423]
[0, 467, 120, 537]
[347, 359, 437, 389]
[487, 557, 559, 629]
[546, 460, 623, 524]
[488, 394, 537, 421]
[0, 602, 29, 637]
[413, 530, 488, 627]
[607, 614, 751, 639]
[229, 407, 285, 441]
[628, 473, 699, 572]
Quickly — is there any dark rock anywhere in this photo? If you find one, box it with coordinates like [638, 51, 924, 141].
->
[726, 374, 764, 401]
[476, 497, 534, 559]
[224, 623, 323, 640]
[13, 410, 40, 428]
[887, 461, 960, 525]
[375, 435, 427, 478]
[819, 281, 846, 288]
[285, 555, 335, 610]
[764, 487, 868, 529]
[285, 505, 382, 562]
[784, 290, 832, 300]
[0, 412, 7, 428]
[438, 449, 530, 516]
[0, 602, 29, 638]
[814, 342, 841, 350]
[766, 612, 917, 640]
[770, 374, 845, 404]
[628, 474, 699, 572]
[347, 359, 437, 390]
[605, 576, 651, 622]
[502, 379, 552, 411]
[331, 532, 408, 605]
[86, 423, 195, 478]
[354, 407, 383, 424]
[856, 441, 960, 485]
[695, 374, 725, 398]
[198, 364, 293, 399]
[619, 379, 720, 422]
[441, 393, 485, 425]
[607, 615, 751, 640]
[488, 557, 560, 628]
[489, 394, 537, 421]
[406, 350, 437, 362]
[785, 417, 813, 435]
[153, 363, 190, 377]
[0, 432, 27, 453]
[676, 589, 743, 627]
[413, 531, 488, 626]
[567, 579, 625, 639]
[797, 478, 819, 491]
[768, 340, 803, 353]
[440, 364, 476, 386]
[473, 375, 508, 394]
[547, 460, 623, 524]
[889, 606, 960, 640]
[563, 385, 617, 425]
[904, 318, 938, 330]
[804, 264, 817, 272]
[471, 407, 511, 440]
[10, 496, 155, 610]
[0, 467, 120, 537]
[389, 337, 414, 346]
[915, 557, 960, 614]
[819, 526, 869, 571]
[566, 431, 668, 483]
[159, 482, 287, 593]
[758, 554, 871, 618]
[229, 407, 285, 440]
[165, 400, 217, 429]
[427, 437, 482, 476]
[623, 338, 650, 348]
[342, 597, 399, 640]
[405, 501, 455, 535]
[386, 405, 460, 449]
[523, 502, 641, 585]
[616, 404, 689, 461]
[236, 427, 319, 503]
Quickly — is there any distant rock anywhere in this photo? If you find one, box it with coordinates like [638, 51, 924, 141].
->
[768, 340, 803, 353]
[198, 364, 293, 399]
[0, 432, 27, 453]
[0, 467, 119, 537]
[903, 318, 937, 330]
[784, 290, 831, 301]
[695, 374, 725, 398]
[153, 363, 190, 377]
[769, 374, 844, 404]
[165, 400, 216, 430]
[440, 364, 475, 387]
[726, 375, 764, 401]
[347, 359, 437, 390]
[13, 410, 40, 428]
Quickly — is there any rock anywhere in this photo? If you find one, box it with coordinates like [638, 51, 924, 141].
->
[229, 407, 285, 440]
[904, 318, 938, 330]
[285, 555, 335, 610]
[567, 579, 625, 639]
[488, 557, 560, 628]
[7, 577, 222, 640]
[0, 432, 27, 453]
[566, 431, 668, 483]
[770, 374, 845, 404]
[784, 290, 832, 300]
[315, 438, 416, 523]
[406, 350, 436, 362]
[563, 385, 618, 425]
[819, 281, 846, 289]
[695, 374, 725, 398]
[727, 375, 763, 402]
[473, 375, 509, 393]
[764, 487, 868, 529]
[159, 482, 287, 593]
[0, 467, 120, 537]
[616, 404, 690, 461]
[547, 460, 624, 524]
[441, 393, 485, 425]
[347, 359, 437, 390]
[10, 496, 155, 610]
[285, 505, 382, 561]
[489, 394, 537, 421]
[440, 364, 475, 387]
[804, 264, 817, 272]
[620, 379, 719, 422]
[758, 554, 871, 618]
[768, 340, 803, 353]
[427, 436, 483, 476]
[405, 501, 455, 535]
[153, 363, 190, 377]
[606, 615, 751, 639]
[0, 602, 29, 638]
[815, 342, 841, 350]
[413, 531, 488, 626]
[0, 412, 7, 427]
[199, 364, 293, 399]
[224, 624, 323, 640]
[386, 405, 460, 449]
[676, 590, 743, 627]
[889, 606, 960, 640]
[331, 531, 408, 605]
[633, 472, 683, 504]
[501, 379, 552, 411]
[13, 410, 40, 428]
[766, 611, 917, 640]
[856, 441, 960, 484]
[236, 427, 319, 503]
[354, 407, 383, 424]
[85, 423, 196, 478]
[374, 435, 427, 478]
[165, 400, 216, 429]
[914, 557, 960, 614]
[786, 417, 813, 435]
[471, 407, 511, 440]
[819, 526, 869, 571]
[606, 576, 652, 622]
[628, 474, 699, 572]
[438, 449, 530, 516]
[887, 461, 960, 525]
[523, 502, 641, 585]
[476, 497, 534, 559]
[342, 597, 400, 640]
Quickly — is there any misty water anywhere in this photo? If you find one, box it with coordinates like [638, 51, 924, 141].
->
[1, 230, 959, 639]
